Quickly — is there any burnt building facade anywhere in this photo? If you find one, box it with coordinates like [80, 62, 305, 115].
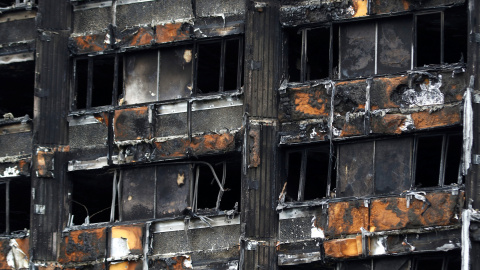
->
[0, 0, 479, 269]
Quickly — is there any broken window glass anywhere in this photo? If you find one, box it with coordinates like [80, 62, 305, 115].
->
[0, 177, 30, 235]
[0, 60, 35, 118]
[69, 169, 118, 226]
[340, 21, 376, 79]
[196, 37, 243, 94]
[284, 145, 336, 202]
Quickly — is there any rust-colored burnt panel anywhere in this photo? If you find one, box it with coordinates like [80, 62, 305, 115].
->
[323, 236, 362, 258]
[65, 263, 105, 270]
[110, 261, 143, 270]
[370, 192, 463, 232]
[189, 133, 235, 156]
[114, 107, 150, 141]
[111, 225, 144, 256]
[155, 23, 191, 44]
[116, 27, 154, 48]
[411, 106, 461, 130]
[372, 0, 465, 14]
[287, 84, 330, 121]
[326, 201, 369, 236]
[370, 76, 408, 110]
[153, 138, 189, 159]
[340, 115, 366, 137]
[334, 79, 367, 115]
[371, 113, 411, 134]
[70, 34, 108, 54]
[352, 0, 368, 17]
[248, 129, 260, 168]
[59, 228, 107, 263]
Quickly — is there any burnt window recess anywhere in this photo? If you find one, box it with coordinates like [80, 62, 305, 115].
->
[416, 6, 468, 67]
[284, 144, 336, 202]
[337, 251, 460, 270]
[287, 25, 337, 83]
[0, 178, 30, 235]
[196, 37, 244, 94]
[0, 60, 35, 118]
[336, 131, 462, 198]
[192, 155, 242, 213]
[414, 133, 462, 188]
[73, 55, 123, 110]
[68, 169, 119, 226]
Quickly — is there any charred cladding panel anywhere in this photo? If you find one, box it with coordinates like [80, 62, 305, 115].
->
[115, 0, 193, 30]
[155, 164, 190, 218]
[377, 16, 412, 74]
[340, 21, 375, 79]
[195, 0, 245, 17]
[337, 141, 374, 197]
[0, 17, 36, 44]
[73, 7, 112, 34]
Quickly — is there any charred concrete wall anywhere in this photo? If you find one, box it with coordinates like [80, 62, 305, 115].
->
[0, 0, 478, 269]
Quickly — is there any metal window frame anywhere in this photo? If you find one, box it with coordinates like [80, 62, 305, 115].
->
[285, 144, 335, 202]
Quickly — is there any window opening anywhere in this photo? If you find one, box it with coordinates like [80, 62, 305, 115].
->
[416, 13, 442, 67]
[192, 155, 241, 212]
[444, 134, 462, 185]
[0, 60, 35, 118]
[0, 177, 30, 235]
[287, 26, 335, 83]
[196, 38, 243, 94]
[285, 145, 336, 202]
[74, 55, 120, 110]
[416, 6, 468, 67]
[69, 169, 118, 226]
[414, 135, 443, 188]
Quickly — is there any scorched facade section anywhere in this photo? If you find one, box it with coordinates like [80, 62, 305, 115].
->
[0, 0, 478, 269]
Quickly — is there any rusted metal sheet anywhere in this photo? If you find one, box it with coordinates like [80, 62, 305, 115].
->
[59, 228, 107, 263]
[110, 261, 143, 270]
[69, 34, 109, 54]
[156, 164, 190, 218]
[114, 107, 150, 141]
[0, 238, 10, 269]
[372, 0, 465, 15]
[339, 114, 366, 137]
[324, 236, 363, 258]
[369, 192, 464, 232]
[327, 201, 369, 236]
[149, 255, 193, 269]
[116, 27, 155, 48]
[337, 141, 374, 197]
[410, 105, 461, 130]
[155, 23, 191, 44]
[370, 114, 413, 134]
[35, 147, 54, 178]
[110, 225, 144, 259]
[280, 84, 331, 122]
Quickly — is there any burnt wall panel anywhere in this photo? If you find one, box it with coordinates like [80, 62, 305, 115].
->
[384, 229, 461, 255]
[372, 0, 465, 14]
[69, 123, 108, 149]
[114, 107, 150, 141]
[279, 217, 315, 242]
[155, 164, 190, 218]
[115, 0, 193, 30]
[121, 167, 156, 221]
[195, 0, 245, 17]
[377, 16, 412, 74]
[59, 228, 107, 264]
[124, 51, 158, 105]
[154, 112, 188, 137]
[73, 7, 112, 34]
[152, 225, 240, 254]
[158, 45, 193, 100]
[340, 21, 375, 79]
[0, 18, 36, 45]
[337, 141, 374, 197]
[0, 132, 32, 157]
[191, 106, 243, 133]
[374, 137, 412, 195]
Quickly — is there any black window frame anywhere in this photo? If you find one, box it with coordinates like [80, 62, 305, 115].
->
[284, 144, 336, 202]
[0, 177, 31, 235]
